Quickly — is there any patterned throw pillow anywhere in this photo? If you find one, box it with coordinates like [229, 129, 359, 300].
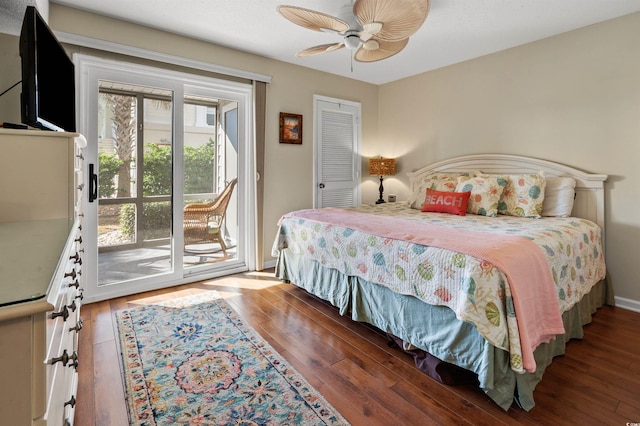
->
[409, 172, 473, 209]
[456, 175, 505, 217]
[421, 189, 471, 216]
[493, 173, 546, 218]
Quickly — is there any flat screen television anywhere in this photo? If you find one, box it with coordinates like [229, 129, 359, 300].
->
[20, 6, 76, 132]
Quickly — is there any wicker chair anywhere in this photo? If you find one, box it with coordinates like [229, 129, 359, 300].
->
[183, 178, 237, 255]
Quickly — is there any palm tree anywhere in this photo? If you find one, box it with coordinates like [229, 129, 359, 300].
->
[101, 92, 136, 198]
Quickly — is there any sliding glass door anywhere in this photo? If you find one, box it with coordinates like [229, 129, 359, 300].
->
[96, 85, 175, 285]
[76, 55, 255, 302]
[182, 97, 239, 267]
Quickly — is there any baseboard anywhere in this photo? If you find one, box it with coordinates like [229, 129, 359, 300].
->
[262, 259, 277, 270]
[614, 296, 640, 313]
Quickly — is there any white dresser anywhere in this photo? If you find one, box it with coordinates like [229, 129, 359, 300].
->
[0, 129, 85, 426]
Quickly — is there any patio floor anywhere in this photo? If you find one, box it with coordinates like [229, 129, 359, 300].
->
[98, 242, 237, 285]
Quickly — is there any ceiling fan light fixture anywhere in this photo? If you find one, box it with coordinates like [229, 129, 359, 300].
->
[344, 33, 361, 49]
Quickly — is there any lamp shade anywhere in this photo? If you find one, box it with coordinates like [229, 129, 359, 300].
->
[369, 158, 396, 176]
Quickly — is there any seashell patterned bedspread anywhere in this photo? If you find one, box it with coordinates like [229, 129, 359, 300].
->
[272, 202, 606, 373]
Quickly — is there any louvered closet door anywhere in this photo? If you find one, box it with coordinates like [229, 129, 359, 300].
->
[314, 96, 361, 208]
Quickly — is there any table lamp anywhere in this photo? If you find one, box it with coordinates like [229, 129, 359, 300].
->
[369, 157, 396, 204]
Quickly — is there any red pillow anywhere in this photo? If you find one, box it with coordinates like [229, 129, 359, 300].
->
[421, 189, 471, 216]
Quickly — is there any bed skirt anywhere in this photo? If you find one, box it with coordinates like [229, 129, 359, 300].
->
[275, 248, 609, 411]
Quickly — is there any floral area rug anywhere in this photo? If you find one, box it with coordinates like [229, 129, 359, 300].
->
[116, 291, 349, 425]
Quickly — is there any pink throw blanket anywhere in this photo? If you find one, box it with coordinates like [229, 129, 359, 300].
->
[283, 208, 566, 373]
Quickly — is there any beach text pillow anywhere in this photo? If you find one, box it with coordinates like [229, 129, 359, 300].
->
[421, 189, 471, 216]
[409, 172, 474, 209]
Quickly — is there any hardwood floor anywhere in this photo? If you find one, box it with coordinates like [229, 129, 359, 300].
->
[75, 270, 640, 425]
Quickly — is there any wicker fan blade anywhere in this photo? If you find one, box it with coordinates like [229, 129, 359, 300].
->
[354, 38, 408, 62]
[278, 5, 350, 33]
[353, 0, 430, 41]
[297, 43, 345, 57]
[361, 22, 383, 40]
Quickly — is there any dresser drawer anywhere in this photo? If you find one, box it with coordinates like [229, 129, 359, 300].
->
[45, 226, 82, 426]
[45, 310, 80, 425]
[63, 373, 78, 426]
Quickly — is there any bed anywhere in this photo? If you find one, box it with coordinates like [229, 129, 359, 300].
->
[271, 154, 610, 411]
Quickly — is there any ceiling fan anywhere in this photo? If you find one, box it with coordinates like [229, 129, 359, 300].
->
[277, 0, 430, 62]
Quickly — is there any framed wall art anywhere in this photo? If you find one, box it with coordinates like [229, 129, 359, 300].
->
[279, 112, 302, 144]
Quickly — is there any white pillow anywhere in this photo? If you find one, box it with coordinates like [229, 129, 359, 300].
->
[542, 177, 576, 217]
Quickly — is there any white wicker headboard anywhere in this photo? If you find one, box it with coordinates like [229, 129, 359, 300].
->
[407, 154, 608, 232]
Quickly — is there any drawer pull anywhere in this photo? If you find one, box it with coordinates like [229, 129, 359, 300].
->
[68, 352, 79, 370]
[77, 183, 85, 191]
[49, 349, 70, 366]
[64, 270, 77, 280]
[69, 319, 83, 333]
[74, 236, 82, 244]
[69, 252, 82, 265]
[51, 306, 69, 321]
[64, 395, 76, 408]
[68, 280, 80, 289]
[75, 291, 84, 302]
[68, 300, 77, 312]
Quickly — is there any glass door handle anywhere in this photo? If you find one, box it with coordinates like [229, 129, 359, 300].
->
[88, 163, 98, 202]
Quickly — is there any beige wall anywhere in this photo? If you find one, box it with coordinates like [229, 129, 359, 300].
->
[0, 32, 22, 126]
[376, 13, 640, 304]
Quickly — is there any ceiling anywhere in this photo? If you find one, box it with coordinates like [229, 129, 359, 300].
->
[3, 0, 640, 85]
